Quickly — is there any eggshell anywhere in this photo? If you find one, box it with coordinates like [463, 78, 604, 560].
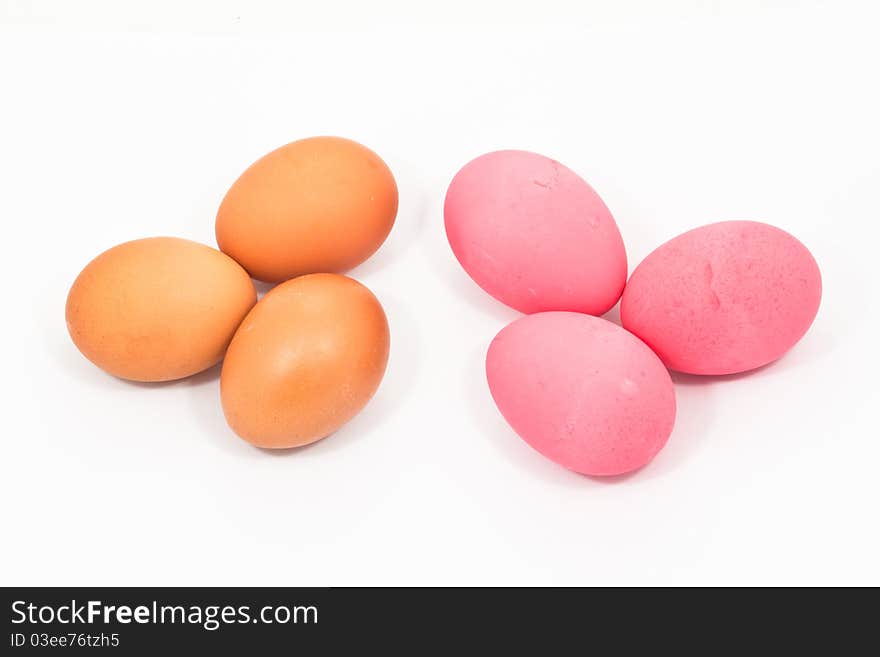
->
[486, 312, 676, 476]
[216, 136, 398, 283]
[221, 273, 390, 448]
[444, 150, 627, 315]
[620, 221, 822, 375]
[66, 237, 257, 382]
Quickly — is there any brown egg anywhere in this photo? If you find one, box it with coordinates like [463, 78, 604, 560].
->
[215, 136, 398, 283]
[221, 273, 390, 448]
[66, 237, 257, 382]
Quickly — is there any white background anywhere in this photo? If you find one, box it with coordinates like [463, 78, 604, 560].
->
[2, 1, 878, 586]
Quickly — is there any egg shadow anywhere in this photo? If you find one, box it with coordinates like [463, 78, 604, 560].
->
[669, 366, 773, 387]
[410, 184, 521, 325]
[42, 288, 119, 391]
[641, 340, 823, 477]
[631, 342, 826, 477]
[253, 279, 276, 299]
[629, 371, 717, 480]
[665, 324, 832, 389]
[637, 332, 830, 476]
[184, 362, 266, 457]
[49, 312, 250, 456]
[426, 234, 522, 325]
[602, 302, 622, 327]
[118, 361, 222, 389]
[349, 184, 433, 279]
[50, 335, 120, 390]
[449, 260, 522, 324]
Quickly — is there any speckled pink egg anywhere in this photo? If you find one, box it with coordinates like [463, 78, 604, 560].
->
[486, 312, 676, 477]
[444, 150, 627, 315]
[621, 221, 822, 375]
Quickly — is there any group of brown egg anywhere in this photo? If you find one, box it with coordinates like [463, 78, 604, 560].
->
[66, 136, 398, 448]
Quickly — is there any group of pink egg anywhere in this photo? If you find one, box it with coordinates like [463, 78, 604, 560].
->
[444, 150, 822, 476]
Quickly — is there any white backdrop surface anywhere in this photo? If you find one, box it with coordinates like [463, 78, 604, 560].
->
[1, 1, 878, 585]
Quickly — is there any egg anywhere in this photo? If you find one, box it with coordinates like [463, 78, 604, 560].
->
[444, 150, 627, 315]
[221, 273, 390, 448]
[66, 237, 257, 382]
[216, 136, 398, 283]
[621, 221, 822, 375]
[486, 312, 676, 476]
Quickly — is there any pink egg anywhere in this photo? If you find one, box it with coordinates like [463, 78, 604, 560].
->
[444, 150, 627, 315]
[486, 312, 676, 476]
[621, 221, 822, 375]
